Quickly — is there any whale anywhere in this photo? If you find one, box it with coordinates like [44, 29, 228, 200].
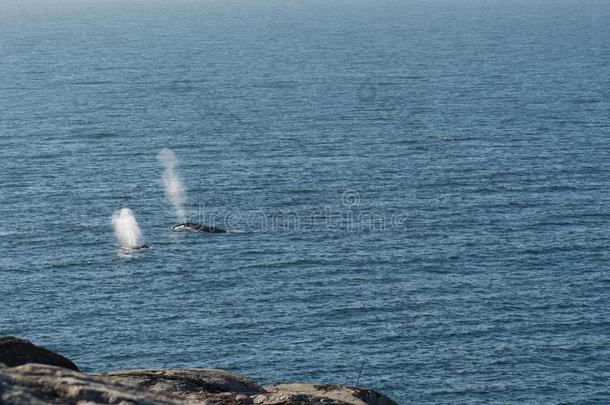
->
[172, 222, 227, 233]
[118, 244, 150, 252]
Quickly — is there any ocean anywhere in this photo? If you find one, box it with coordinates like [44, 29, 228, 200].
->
[1, 0, 609, 402]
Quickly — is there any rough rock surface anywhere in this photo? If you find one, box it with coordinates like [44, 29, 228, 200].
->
[0, 364, 186, 404]
[264, 384, 397, 405]
[0, 364, 397, 405]
[99, 368, 266, 403]
[0, 337, 397, 404]
[0, 337, 79, 371]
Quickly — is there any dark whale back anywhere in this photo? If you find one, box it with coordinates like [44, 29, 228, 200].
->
[173, 222, 227, 233]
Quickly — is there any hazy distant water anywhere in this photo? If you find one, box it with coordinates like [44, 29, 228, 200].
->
[1, 1, 609, 402]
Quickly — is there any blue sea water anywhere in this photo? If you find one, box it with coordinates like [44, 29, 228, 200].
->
[1, 0, 610, 402]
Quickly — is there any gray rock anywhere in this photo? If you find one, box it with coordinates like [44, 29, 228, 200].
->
[0, 338, 398, 405]
[264, 384, 397, 405]
[99, 368, 265, 403]
[0, 363, 187, 404]
[0, 337, 79, 371]
[253, 391, 350, 404]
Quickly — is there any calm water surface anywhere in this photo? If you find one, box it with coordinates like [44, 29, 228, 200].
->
[1, 1, 609, 403]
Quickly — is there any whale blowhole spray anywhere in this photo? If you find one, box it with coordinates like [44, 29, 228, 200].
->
[111, 207, 147, 250]
[158, 148, 187, 222]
